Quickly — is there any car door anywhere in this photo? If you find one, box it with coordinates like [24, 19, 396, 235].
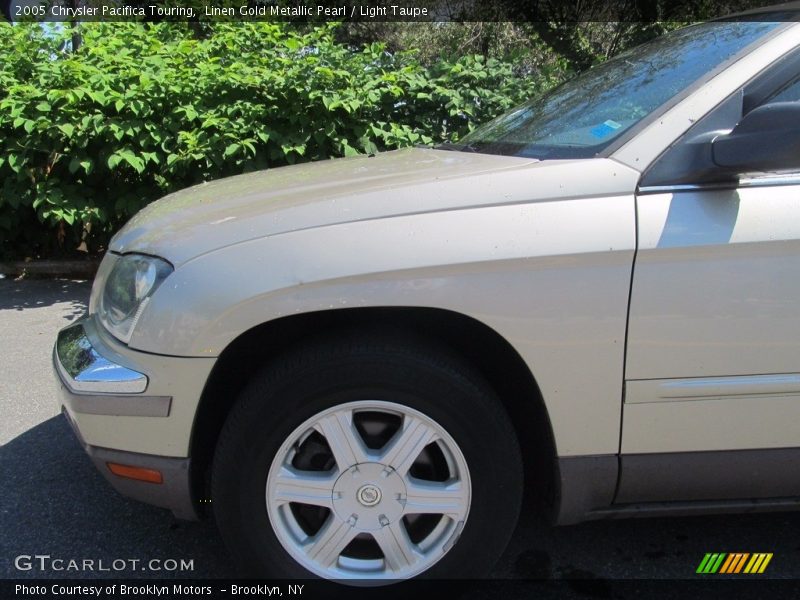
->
[618, 63, 800, 503]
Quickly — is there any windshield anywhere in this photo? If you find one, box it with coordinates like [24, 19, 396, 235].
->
[448, 21, 782, 160]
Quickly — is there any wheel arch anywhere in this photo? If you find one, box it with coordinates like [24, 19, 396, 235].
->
[190, 306, 558, 515]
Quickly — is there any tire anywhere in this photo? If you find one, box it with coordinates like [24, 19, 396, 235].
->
[211, 333, 523, 582]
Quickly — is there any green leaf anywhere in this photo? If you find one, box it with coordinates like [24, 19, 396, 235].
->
[58, 124, 75, 138]
[281, 143, 306, 156]
[35, 101, 51, 112]
[341, 142, 359, 157]
[107, 154, 122, 169]
[118, 150, 145, 173]
[87, 91, 106, 105]
[223, 143, 240, 158]
[180, 106, 198, 121]
[5, 190, 19, 209]
[23, 120, 36, 134]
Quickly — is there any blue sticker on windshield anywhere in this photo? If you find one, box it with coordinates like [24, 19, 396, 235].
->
[590, 119, 622, 139]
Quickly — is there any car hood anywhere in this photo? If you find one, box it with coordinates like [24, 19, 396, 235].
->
[110, 148, 625, 266]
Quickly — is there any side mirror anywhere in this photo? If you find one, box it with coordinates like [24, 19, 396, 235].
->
[712, 101, 800, 173]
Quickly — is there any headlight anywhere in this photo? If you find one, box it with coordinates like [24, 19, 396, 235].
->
[98, 254, 173, 344]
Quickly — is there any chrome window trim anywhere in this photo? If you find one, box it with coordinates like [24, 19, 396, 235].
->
[638, 174, 800, 195]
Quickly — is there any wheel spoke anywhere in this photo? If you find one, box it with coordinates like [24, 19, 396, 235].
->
[272, 466, 336, 508]
[305, 515, 358, 567]
[372, 521, 419, 572]
[314, 411, 371, 470]
[380, 415, 439, 476]
[404, 479, 469, 517]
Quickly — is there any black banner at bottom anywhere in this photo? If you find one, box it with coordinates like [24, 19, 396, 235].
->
[4, 579, 800, 600]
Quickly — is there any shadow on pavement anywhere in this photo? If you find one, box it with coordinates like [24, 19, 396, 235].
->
[0, 416, 234, 579]
[0, 279, 90, 322]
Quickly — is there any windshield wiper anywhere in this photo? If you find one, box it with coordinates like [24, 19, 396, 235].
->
[435, 142, 481, 153]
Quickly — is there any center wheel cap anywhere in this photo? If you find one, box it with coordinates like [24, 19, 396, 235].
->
[357, 484, 381, 506]
[332, 463, 406, 532]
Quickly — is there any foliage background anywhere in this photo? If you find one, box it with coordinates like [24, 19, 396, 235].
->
[0, 19, 680, 259]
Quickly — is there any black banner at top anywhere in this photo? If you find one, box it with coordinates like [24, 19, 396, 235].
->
[3, 0, 799, 23]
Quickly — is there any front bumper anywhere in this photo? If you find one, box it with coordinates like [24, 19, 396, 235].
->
[53, 316, 215, 520]
[61, 407, 197, 520]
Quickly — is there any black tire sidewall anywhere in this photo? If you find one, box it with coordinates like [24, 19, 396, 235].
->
[211, 340, 522, 579]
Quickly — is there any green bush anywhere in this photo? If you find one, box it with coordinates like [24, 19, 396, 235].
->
[0, 22, 560, 259]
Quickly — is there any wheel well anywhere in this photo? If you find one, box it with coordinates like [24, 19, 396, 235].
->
[190, 307, 557, 513]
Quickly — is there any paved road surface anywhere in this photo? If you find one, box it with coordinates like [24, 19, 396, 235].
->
[2, 278, 798, 593]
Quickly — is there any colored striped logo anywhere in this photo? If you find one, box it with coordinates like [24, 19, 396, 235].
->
[696, 552, 773, 574]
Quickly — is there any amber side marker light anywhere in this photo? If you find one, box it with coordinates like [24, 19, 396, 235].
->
[107, 462, 163, 484]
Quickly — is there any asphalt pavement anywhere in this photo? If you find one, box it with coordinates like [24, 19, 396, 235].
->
[2, 277, 799, 593]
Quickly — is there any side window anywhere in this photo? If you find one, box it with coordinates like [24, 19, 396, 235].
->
[768, 77, 800, 102]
